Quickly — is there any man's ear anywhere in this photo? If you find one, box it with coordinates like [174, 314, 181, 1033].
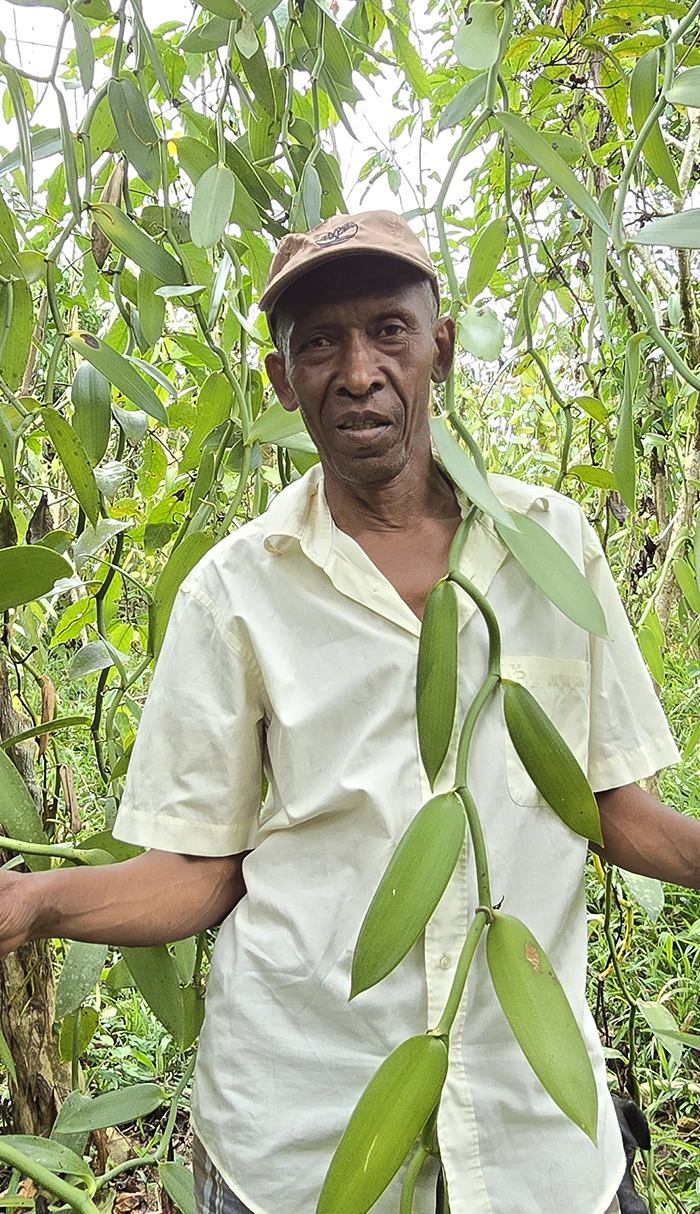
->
[265, 351, 300, 414]
[431, 316, 455, 384]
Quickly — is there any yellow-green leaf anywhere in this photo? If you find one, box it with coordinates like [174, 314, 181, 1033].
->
[497, 113, 610, 235]
[316, 1035, 448, 1214]
[0, 407, 16, 502]
[137, 269, 165, 350]
[417, 580, 458, 788]
[55, 942, 107, 1021]
[0, 279, 32, 391]
[502, 679, 603, 844]
[67, 332, 168, 425]
[458, 304, 504, 361]
[630, 210, 700, 249]
[591, 184, 615, 345]
[495, 512, 608, 638]
[486, 912, 598, 1143]
[630, 50, 679, 195]
[351, 793, 465, 998]
[180, 373, 233, 473]
[41, 408, 100, 526]
[466, 217, 508, 303]
[438, 75, 488, 131]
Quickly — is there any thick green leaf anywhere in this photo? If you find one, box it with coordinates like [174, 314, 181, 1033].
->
[159, 1162, 195, 1214]
[591, 184, 615, 345]
[0, 746, 50, 871]
[458, 304, 504, 361]
[316, 1035, 448, 1214]
[53, 1083, 165, 1133]
[179, 17, 231, 52]
[417, 581, 458, 788]
[430, 416, 515, 530]
[497, 114, 610, 235]
[454, 3, 500, 70]
[630, 210, 700, 249]
[71, 8, 95, 91]
[190, 164, 236, 249]
[137, 271, 166, 350]
[90, 204, 185, 285]
[466, 218, 508, 303]
[2, 66, 33, 204]
[638, 624, 664, 684]
[180, 374, 232, 473]
[71, 362, 111, 466]
[0, 279, 32, 392]
[68, 639, 118, 679]
[302, 162, 322, 230]
[107, 78, 160, 184]
[57, 91, 81, 223]
[67, 332, 168, 424]
[437, 74, 488, 131]
[54, 942, 108, 1021]
[487, 913, 598, 1143]
[59, 1007, 99, 1063]
[0, 545, 72, 614]
[352, 793, 465, 997]
[638, 1000, 683, 1067]
[240, 39, 277, 118]
[502, 680, 603, 844]
[0, 1136, 93, 1180]
[666, 65, 700, 106]
[494, 511, 608, 638]
[567, 464, 615, 490]
[618, 869, 664, 923]
[122, 945, 185, 1044]
[673, 557, 700, 614]
[630, 50, 679, 195]
[612, 335, 642, 512]
[0, 127, 61, 178]
[151, 531, 215, 656]
[41, 408, 100, 526]
[0, 408, 16, 503]
[248, 399, 312, 447]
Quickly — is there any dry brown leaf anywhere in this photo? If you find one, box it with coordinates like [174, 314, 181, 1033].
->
[37, 674, 56, 758]
[58, 764, 81, 833]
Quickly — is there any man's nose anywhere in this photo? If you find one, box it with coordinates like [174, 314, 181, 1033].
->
[335, 333, 386, 398]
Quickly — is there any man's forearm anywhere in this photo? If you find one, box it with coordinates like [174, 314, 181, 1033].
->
[594, 783, 700, 888]
[5, 849, 248, 954]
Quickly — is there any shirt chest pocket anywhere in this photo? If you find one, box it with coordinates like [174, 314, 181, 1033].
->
[501, 656, 591, 808]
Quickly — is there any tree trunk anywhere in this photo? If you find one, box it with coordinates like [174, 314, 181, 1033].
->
[0, 654, 70, 1133]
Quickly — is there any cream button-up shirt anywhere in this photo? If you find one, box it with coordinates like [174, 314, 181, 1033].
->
[115, 464, 679, 1214]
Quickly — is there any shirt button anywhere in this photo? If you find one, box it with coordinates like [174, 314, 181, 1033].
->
[439, 954, 452, 970]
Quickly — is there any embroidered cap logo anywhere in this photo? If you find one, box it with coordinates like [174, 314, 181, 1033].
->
[315, 221, 359, 248]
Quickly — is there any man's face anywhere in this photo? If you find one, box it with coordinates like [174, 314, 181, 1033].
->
[265, 260, 455, 491]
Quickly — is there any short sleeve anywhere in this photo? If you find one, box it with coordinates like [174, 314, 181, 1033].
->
[584, 522, 679, 791]
[113, 582, 265, 855]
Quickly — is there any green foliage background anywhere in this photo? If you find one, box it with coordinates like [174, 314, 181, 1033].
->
[0, 0, 700, 1209]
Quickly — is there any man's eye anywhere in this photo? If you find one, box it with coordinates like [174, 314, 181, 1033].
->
[306, 335, 331, 349]
[380, 323, 405, 337]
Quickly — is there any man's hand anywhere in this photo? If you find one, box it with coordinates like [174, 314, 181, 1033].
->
[0, 849, 249, 959]
[593, 783, 700, 889]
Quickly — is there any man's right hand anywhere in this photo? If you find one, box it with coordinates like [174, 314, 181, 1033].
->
[0, 849, 248, 956]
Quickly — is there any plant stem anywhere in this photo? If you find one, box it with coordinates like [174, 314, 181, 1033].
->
[436, 909, 490, 1037]
[456, 785, 492, 909]
[0, 1143, 100, 1214]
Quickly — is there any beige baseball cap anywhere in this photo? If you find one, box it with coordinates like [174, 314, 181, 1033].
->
[259, 210, 439, 316]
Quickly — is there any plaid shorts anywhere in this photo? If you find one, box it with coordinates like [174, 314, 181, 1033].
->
[192, 1136, 622, 1214]
[193, 1136, 253, 1214]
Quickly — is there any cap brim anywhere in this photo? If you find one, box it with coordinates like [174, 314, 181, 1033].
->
[260, 245, 439, 315]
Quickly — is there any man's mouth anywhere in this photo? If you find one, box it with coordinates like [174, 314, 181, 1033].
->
[338, 419, 389, 431]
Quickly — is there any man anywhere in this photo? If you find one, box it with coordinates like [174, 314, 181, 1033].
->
[1, 211, 699, 1214]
